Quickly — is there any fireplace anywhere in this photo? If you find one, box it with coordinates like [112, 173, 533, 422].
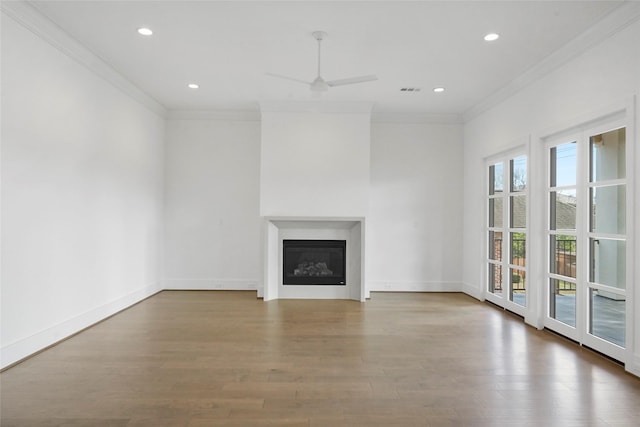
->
[263, 217, 364, 301]
[283, 240, 346, 285]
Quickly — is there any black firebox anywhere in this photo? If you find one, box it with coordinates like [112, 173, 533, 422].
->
[282, 240, 346, 285]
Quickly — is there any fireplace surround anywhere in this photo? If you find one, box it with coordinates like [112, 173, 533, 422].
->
[262, 217, 365, 301]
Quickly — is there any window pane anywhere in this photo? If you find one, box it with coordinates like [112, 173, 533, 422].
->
[550, 235, 576, 278]
[510, 268, 526, 307]
[550, 189, 576, 230]
[510, 195, 526, 228]
[489, 263, 503, 296]
[511, 156, 527, 191]
[590, 288, 625, 347]
[494, 163, 503, 194]
[489, 231, 502, 261]
[550, 278, 576, 327]
[550, 142, 577, 187]
[590, 185, 626, 234]
[489, 163, 504, 195]
[590, 238, 625, 289]
[489, 165, 495, 195]
[590, 128, 625, 182]
[489, 198, 503, 228]
[510, 232, 526, 266]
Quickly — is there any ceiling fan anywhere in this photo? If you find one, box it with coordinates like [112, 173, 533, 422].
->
[267, 31, 378, 92]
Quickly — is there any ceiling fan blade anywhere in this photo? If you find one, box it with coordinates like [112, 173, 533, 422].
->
[326, 75, 378, 87]
[265, 72, 311, 86]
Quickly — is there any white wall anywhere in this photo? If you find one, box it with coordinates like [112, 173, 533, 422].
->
[1, 13, 165, 368]
[260, 106, 371, 217]
[369, 121, 464, 291]
[163, 114, 463, 296]
[163, 117, 262, 290]
[462, 17, 640, 373]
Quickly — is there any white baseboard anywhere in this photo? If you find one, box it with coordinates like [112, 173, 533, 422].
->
[163, 278, 259, 291]
[626, 355, 640, 378]
[462, 282, 484, 301]
[0, 282, 162, 370]
[368, 281, 463, 292]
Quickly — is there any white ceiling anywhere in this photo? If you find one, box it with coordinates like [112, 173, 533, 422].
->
[29, 0, 624, 115]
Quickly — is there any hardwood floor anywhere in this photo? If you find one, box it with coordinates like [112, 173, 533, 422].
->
[2, 291, 640, 426]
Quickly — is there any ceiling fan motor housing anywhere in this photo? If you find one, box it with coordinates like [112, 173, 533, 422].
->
[311, 77, 329, 92]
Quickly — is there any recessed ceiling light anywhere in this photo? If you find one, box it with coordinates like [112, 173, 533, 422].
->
[433, 87, 445, 93]
[137, 27, 153, 36]
[187, 83, 199, 89]
[484, 33, 500, 42]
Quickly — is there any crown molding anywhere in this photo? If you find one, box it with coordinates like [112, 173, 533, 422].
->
[371, 112, 463, 125]
[167, 110, 261, 121]
[463, 1, 640, 123]
[167, 109, 462, 124]
[1, 0, 167, 118]
[259, 100, 374, 114]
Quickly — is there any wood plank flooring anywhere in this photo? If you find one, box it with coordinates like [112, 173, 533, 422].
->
[2, 291, 640, 426]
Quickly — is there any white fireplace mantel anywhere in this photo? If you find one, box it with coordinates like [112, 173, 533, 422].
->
[262, 216, 366, 301]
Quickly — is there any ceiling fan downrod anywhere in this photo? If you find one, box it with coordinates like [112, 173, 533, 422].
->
[311, 31, 329, 92]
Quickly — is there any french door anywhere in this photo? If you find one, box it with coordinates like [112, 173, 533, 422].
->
[545, 119, 628, 361]
[487, 152, 528, 316]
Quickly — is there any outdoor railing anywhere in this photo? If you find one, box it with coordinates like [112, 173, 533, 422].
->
[490, 238, 576, 293]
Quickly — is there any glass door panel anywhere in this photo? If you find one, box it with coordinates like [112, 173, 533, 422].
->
[489, 263, 503, 296]
[590, 185, 626, 234]
[590, 128, 625, 182]
[546, 124, 628, 362]
[549, 233, 577, 328]
[510, 195, 526, 228]
[510, 233, 526, 306]
[487, 155, 527, 313]
[550, 235, 576, 278]
[550, 189, 577, 230]
[489, 198, 503, 228]
[550, 278, 576, 327]
[550, 142, 577, 187]
[590, 239, 626, 289]
[510, 233, 526, 265]
[490, 162, 504, 194]
[510, 268, 526, 307]
[507, 156, 527, 308]
[589, 288, 625, 347]
[488, 161, 505, 299]
[586, 126, 627, 351]
[547, 139, 578, 332]
[489, 231, 503, 261]
[511, 156, 527, 191]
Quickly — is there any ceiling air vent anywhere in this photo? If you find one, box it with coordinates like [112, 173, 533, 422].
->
[400, 88, 421, 92]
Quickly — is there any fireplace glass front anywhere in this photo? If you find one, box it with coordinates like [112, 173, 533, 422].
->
[283, 240, 346, 285]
